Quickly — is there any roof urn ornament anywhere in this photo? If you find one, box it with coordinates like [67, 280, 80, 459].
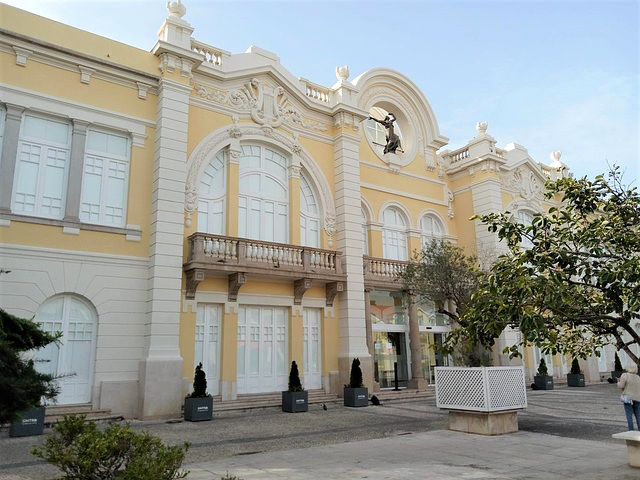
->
[335, 65, 350, 82]
[167, 0, 186, 18]
[549, 150, 563, 168]
[476, 121, 488, 135]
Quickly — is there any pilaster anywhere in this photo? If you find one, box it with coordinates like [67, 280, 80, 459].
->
[220, 304, 238, 400]
[290, 306, 304, 375]
[226, 146, 240, 236]
[0, 104, 25, 214]
[63, 119, 90, 224]
[289, 165, 301, 245]
[407, 294, 427, 389]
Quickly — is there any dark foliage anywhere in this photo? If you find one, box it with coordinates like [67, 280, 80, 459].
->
[288, 361, 303, 392]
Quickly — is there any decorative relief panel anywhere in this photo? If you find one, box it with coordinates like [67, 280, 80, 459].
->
[502, 166, 544, 201]
[194, 79, 330, 133]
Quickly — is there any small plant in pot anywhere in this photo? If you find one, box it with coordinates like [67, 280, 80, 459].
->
[282, 361, 307, 413]
[533, 357, 553, 390]
[344, 358, 368, 407]
[611, 352, 624, 380]
[184, 363, 213, 421]
[567, 358, 585, 387]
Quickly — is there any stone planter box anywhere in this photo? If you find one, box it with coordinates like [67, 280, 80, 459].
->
[611, 371, 624, 380]
[344, 387, 368, 407]
[9, 407, 45, 437]
[282, 391, 308, 413]
[567, 373, 585, 387]
[449, 409, 519, 436]
[184, 396, 213, 421]
[534, 375, 554, 390]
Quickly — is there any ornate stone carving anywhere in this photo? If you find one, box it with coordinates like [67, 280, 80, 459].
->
[228, 272, 247, 302]
[503, 166, 543, 201]
[446, 189, 454, 219]
[167, 0, 186, 18]
[437, 156, 446, 179]
[184, 123, 337, 233]
[193, 80, 329, 132]
[294, 278, 313, 305]
[358, 87, 425, 156]
[325, 282, 344, 307]
[476, 121, 488, 135]
[335, 65, 350, 82]
[185, 269, 205, 300]
[228, 115, 243, 138]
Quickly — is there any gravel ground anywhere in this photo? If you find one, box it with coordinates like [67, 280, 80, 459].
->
[0, 382, 629, 479]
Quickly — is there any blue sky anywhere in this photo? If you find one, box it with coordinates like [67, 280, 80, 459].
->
[6, 0, 639, 182]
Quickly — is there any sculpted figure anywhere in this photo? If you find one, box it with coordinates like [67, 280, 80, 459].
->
[369, 113, 403, 155]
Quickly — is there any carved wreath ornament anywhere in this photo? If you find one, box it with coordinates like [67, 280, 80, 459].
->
[184, 121, 338, 246]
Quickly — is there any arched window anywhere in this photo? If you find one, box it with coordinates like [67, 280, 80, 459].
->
[382, 207, 408, 260]
[420, 214, 444, 248]
[238, 145, 289, 243]
[33, 295, 97, 404]
[300, 173, 320, 247]
[198, 150, 226, 234]
[365, 106, 403, 157]
[517, 210, 534, 250]
[362, 208, 369, 255]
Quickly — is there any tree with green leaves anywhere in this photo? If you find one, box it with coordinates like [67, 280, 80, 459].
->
[452, 167, 639, 365]
[0, 308, 60, 423]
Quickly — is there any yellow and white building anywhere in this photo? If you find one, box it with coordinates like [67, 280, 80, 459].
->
[0, 2, 624, 419]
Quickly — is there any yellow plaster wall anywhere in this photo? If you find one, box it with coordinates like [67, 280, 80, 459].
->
[299, 136, 335, 198]
[289, 308, 304, 370]
[0, 4, 158, 74]
[322, 300, 340, 375]
[179, 307, 197, 379]
[453, 190, 476, 251]
[220, 307, 238, 383]
[360, 165, 445, 202]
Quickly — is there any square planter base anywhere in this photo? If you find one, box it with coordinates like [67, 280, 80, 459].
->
[534, 375, 554, 390]
[612, 432, 640, 468]
[184, 396, 213, 422]
[612, 371, 624, 380]
[567, 374, 585, 387]
[448, 410, 519, 436]
[9, 407, 46, 437]
[344, 387, 368, 407]
[282, 391, 308, 412]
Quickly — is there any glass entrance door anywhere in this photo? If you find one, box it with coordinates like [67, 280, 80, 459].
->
[373, 331, 409, 388]
[420, 332, 449, 385]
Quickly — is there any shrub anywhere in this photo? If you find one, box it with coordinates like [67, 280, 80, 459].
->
[615, 352, 623, 372]
[537, 358, 549, 377]
[31, 415, 189, 480]
[570, 358, 582, 375]
[191, 362, 208, 398]
[349, 358, 364, 388]
[288, 361, 303, 392]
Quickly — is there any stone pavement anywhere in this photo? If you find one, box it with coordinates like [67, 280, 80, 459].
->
[187, 429, 635, 479]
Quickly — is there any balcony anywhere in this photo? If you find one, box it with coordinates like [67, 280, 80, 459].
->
[184, 233, 346, 305]
[363, 255, 408, 290]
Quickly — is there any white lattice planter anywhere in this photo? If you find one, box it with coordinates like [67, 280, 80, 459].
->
[435, 366, 527, 412]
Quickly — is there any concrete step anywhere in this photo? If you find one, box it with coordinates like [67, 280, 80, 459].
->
[44, 404, 122, 426]
[209, 390, 341, 412]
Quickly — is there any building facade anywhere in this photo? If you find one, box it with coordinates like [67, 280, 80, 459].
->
[0, 2, 629, 419]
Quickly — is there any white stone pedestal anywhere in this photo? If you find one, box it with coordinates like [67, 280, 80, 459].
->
[448, 410, 519, 436]
[612, 431, 640, 468]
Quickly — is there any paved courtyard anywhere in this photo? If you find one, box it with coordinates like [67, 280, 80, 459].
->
[0, 383, 636, 479]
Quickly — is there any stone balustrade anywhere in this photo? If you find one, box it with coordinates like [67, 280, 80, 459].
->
[191, 39, 224, 65]
[449, 147, 470, 164]
[301, 79, 331, 103]
[363, 255, 408, 289]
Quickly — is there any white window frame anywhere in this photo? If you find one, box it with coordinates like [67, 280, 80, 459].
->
[0, 105, 5, 168]
[517, 210, 535, 250]
[12, 112, 72, 219]
[420, 214, 444, 248]
[382, 207, 408, 261]
[362, 209, 369, 255]
[198, 150, 227, 235]
[300, 172, 320, 247]
[79, 127, 131, 227]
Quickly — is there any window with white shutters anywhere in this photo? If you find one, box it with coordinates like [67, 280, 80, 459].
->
[13, 114, 71, 218]
[198, 151, 226, 234]
[382, 207, 408, 260]
[420, 214, 444, 248]
[300, 173, 320, 247]
[80, 130, 130, 227]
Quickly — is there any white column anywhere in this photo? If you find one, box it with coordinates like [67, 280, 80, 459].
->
[138, 78, 191, 419]
[334, 133, 372, 388]
[0, 104, 25, 214]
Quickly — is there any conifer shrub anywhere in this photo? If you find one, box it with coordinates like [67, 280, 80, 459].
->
[190, 362, 208, 398]
[287, 361, 303, 392]
[349, 358, 364, 388]
[31, 415, 189, 479]
[536, 358, 549, 377]
[570, 358, 582, 375]
[615, 352, 623, 372]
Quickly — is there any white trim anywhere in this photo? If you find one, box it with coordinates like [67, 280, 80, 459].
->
[360, 160, 446, 186]
[0, 243, 149, 267]
[377, 201, 414, 228]
[362, 182, 447, 208]
[0, 84, 153, 146]
[417, 209, 449, 236]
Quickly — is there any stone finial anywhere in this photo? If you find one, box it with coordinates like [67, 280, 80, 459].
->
[549, 150, 563, 167]
[335, 65, 350, 82]
[167, 0, 186, 18]
[476, 121, 488, 135]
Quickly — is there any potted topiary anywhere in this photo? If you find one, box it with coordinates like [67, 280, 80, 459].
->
[567, 358, 585, 387]
[282, 361, 307, 413]
[184, 363, 213, 421]
[611, 352, 624, 380]
[344, 358, 368, 407]
[9, 404, 46, 437]
[533, 358, 553, 390]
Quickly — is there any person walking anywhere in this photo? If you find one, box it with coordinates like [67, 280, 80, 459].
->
[618, 362, 640, 430]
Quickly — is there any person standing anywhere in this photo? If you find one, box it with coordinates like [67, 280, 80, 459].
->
[618, 362, 640, 430]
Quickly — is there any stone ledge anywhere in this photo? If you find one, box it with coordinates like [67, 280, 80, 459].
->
[612, 431, 640, 468]
[448, 409, 519, 436]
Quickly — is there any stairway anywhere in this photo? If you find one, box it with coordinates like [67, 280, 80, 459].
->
[44, 404, 123, 426]
[370, 388, 437, 403]
[210, 389, 341, 412]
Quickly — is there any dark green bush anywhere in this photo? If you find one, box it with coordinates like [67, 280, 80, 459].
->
[570, 358, 582, 375]
[191, 362, 208, 398]
[349, 358, 364, 388]
[31, 415, 189, 479]
[615, 352, 623, 372]
[536, 358, 548, 377]
[288, 361, 303, 392]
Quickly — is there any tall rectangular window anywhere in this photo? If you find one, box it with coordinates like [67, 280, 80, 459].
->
[80, 130, 130, 226]
[12, 115, 71, 218]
